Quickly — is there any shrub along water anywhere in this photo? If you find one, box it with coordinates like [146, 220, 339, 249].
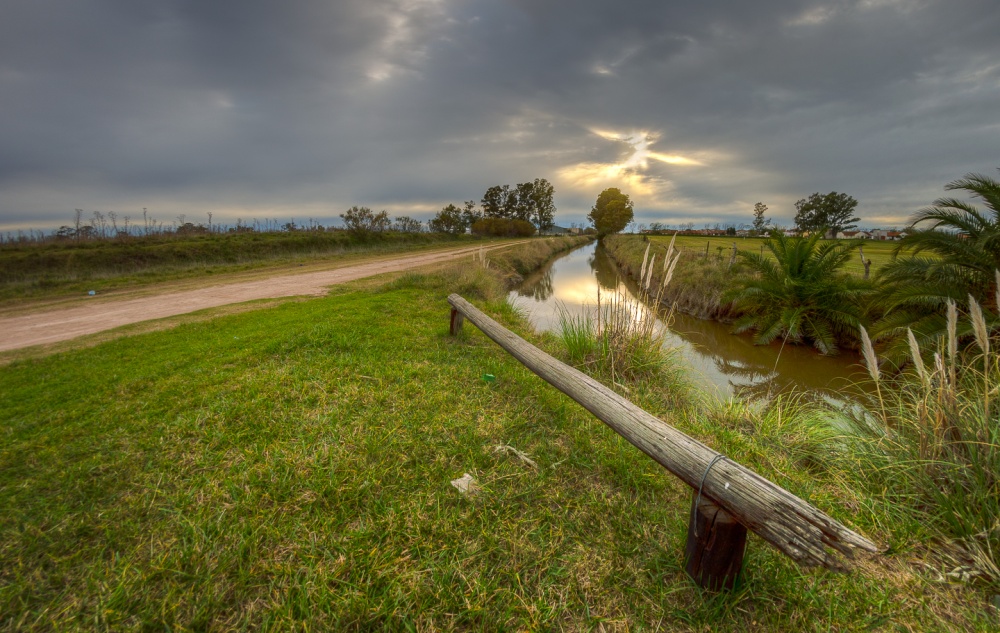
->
[724, 232, 869, 355]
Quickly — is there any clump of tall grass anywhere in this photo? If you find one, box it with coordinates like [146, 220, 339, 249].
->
[602, 234, 739, 321]
[557, 236, 682, 384]
[850, 295, 1000, 585]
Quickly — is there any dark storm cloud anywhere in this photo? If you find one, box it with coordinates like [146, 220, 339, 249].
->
[1, 0, 998, 230]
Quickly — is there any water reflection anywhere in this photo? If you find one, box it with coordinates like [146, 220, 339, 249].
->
[510, 241, 868, 401]
[589, 246, 619, 291]
[513, 263, 555, 301]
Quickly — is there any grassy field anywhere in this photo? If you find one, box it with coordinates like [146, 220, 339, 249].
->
[0, 237, 993, 630]
[0, 230, 485, 304]
[646, 235, 901, 277]
[602, 235, 905, 324]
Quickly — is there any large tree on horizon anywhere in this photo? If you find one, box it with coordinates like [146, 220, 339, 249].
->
[793, 192, 860, 235]
[752, 201, 769, 236]
[588, 188, 633, 237]
[480, 180, 557, 232]
[528, 178, 556, 233]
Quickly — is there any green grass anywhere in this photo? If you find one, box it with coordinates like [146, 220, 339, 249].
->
[647, 235, 902, 277]
[603, 235, 739, 321]
[0, 240, 993, 630]
[604, 235, 906, 324]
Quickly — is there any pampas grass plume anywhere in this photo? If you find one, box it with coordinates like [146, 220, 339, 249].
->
[907, 328, 926, 384]
[639, 244, 650, 283]
[969, 294, 989, 355]
[860, 325, 880, 383]
[946, 300, 958, 358]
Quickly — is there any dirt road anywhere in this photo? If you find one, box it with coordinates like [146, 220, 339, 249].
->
[0, 242, 511, 353]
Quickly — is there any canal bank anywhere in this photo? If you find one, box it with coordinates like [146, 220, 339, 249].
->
[509, 241, 869, 400]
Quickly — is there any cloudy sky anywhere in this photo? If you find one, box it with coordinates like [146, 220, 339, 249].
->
[1, 0, 998, 232]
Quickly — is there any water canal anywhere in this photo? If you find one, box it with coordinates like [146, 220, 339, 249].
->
[509, 241, 869, 401]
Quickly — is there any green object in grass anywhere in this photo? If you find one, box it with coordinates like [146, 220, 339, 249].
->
[482, 373, 496, 382]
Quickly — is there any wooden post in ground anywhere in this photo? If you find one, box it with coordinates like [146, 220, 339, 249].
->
[685, 493, 747, 590]
[859, 245, 871, 280]
[449, 307, 464, 336]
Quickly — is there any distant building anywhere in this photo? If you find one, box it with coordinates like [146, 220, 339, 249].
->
[836, 230, 871, 239]
[869, 229, 902, 241]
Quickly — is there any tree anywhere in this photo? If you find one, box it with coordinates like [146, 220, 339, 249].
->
[724, 231, 868, 354]
[499, 185, 524, 220]
[340, 206, 390, 234]
[752, 202, 769, 235]
[482, 180, 557, 230]
[471, 217, 535, 237]
[588, 188, 634, 237]
[793, 192, 860, 235]
[529, 178, 556, 233]
[461, 200, 481, 228]
[874, 169, 1000, 358]
[428, 204, 467, 234]
[393, 216, 423, 233]
[481, 186, 505, 219]
[512, 182, 535, 222]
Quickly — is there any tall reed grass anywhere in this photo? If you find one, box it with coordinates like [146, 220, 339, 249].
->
[557, 235, 683, 384]
[850, 296, 999, 585]
[602, 234, 739, 321]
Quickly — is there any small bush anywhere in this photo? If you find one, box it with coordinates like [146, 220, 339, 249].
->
[471, 218, 536, 238]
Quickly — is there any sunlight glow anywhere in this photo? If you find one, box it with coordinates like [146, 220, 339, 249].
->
[557, 128, 703, 196]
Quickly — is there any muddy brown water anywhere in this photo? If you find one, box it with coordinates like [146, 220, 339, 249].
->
[509, 241, 870, 401]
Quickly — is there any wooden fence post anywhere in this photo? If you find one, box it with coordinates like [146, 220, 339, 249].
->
[685, 493, 747, 590]
[449, 307, 464, 336]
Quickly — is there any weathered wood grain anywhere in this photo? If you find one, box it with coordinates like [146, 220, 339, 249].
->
[448, 293, 879, 570]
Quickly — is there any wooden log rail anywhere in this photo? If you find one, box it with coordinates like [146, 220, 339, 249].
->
[448, 293, 878, 576]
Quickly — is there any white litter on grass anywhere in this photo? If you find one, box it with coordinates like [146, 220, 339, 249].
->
[493, 444, 538, 469]
[450, 473, 478, 496]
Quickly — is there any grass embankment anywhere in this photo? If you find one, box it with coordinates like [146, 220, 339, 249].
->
[642, 235, 898, 277]
[603, 235, 898, 321]
[0, 230, 483, 303]
[0, 235, 993, 630]
[604, 235, 739, 321]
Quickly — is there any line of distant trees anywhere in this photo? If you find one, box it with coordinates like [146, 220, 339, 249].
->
[1, 180, 560, 246]
[428, 178, 557, 237]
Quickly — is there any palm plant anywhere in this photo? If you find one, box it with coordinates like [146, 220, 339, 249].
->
[874, 169, 1000, 357]
[724, 231, 868, 355]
